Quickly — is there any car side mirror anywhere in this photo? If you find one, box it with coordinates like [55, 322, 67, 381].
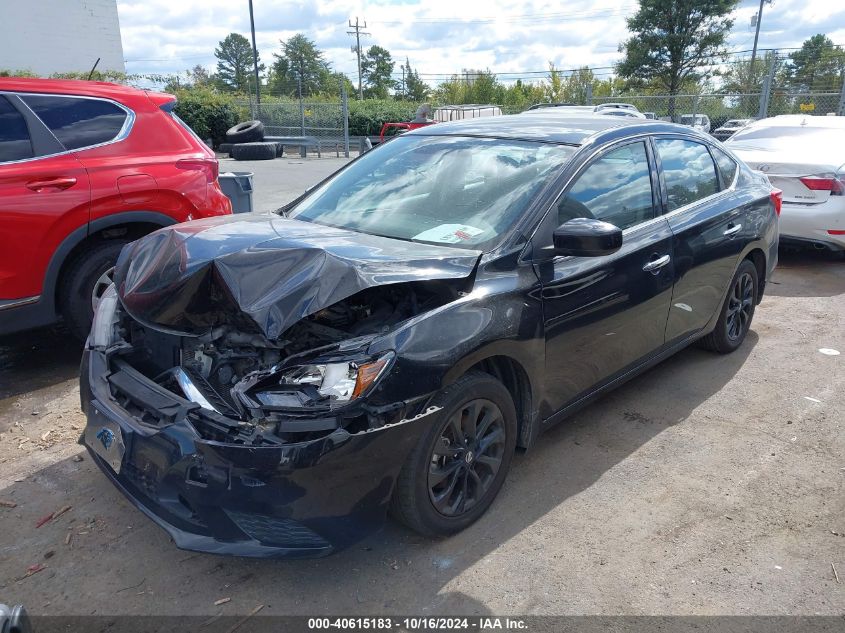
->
[553, 218, 623, 257]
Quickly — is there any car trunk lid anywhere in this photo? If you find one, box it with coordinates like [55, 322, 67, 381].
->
[729, 148, 844, 204]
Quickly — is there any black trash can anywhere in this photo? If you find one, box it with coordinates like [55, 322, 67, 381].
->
[218, 171, 254, 213]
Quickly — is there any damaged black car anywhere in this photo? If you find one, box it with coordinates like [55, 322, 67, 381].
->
[80, 115, 779, 557]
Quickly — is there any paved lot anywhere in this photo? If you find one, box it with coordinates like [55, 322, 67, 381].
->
[219, 154, 355, 213]
[0, 158, 843, 617]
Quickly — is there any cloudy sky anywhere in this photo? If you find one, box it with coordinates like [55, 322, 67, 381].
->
[117, 0, 845, 85]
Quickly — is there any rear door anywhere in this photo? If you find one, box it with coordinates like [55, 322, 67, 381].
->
[536, 139, 675, 417]
[0, 93, 91, 302]
[655, 137, 747, 343]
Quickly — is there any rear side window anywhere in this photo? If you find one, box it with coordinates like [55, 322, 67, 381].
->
[655, 139, 719, 211]
[0, 96, 33, 162]
[711, 146, 738, 188]
[21, 95, 127, 151]
[558, 141, 655, 230]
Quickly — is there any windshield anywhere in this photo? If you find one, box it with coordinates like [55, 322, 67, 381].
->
[288, 135, 575, 249]
[681, 115, 705, 124]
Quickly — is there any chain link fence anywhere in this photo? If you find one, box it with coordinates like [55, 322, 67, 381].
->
[592, 90, 844, 128]
[235, 99, 349, 156]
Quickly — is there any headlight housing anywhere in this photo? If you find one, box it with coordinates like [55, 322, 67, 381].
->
[89, 283, 119, 348]
[256, 352, 393, 406]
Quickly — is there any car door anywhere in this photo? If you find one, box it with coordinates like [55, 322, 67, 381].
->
[653, 137, 747, 344]
[534, 139, 675, 418]
[0, 93, 91, 302]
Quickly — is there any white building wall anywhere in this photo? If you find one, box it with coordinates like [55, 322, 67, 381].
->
[1, 0, 125, 75]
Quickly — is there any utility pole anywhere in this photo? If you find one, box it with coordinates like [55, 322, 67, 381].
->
[748, 0, 772, 91]
[759, 52, 777, 119]
[248, 0, 261, 103]
[401, 65, 406, 99]
[347, 17, 370, 100]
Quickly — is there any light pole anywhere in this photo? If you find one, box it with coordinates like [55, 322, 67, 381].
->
[248, 0, 261, 103]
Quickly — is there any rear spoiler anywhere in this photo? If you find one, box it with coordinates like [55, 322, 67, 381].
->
[146, 91, 177, 111]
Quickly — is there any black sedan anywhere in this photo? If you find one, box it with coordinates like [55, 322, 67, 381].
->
[80, 115, 780, 557]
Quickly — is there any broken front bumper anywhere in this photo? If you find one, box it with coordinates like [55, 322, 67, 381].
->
[80, 349, 438, 558]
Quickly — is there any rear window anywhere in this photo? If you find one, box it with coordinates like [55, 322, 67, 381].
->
[169, 111, 205, 144]
[711, 146, 738, 188]
[729, 124, 845, 147]
[0, 96, 33, 162]
[21, 94, 128, 150]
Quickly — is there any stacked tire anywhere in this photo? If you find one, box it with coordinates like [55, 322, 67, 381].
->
[222, 121, 278, 161]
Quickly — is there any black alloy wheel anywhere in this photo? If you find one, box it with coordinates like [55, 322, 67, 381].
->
[725, 270, 754, 342]
[391, 371, 517, 536]
[700, 258, 758, 354]
[428, 398, 506, 517]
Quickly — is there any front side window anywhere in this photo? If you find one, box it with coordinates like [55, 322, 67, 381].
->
[655, 138, 718, 211]
[557, 141, 655, 230]
[0, 96, 33, 162]
[21, 95, 127, 151]
[289, 135, 575, 249]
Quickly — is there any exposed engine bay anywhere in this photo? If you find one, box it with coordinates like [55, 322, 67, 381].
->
[109, 281, 461, 445]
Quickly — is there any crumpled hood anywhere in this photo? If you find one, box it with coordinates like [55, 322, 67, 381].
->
[113, 213, 481, 339]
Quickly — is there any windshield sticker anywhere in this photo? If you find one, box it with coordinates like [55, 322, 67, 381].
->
[413, 224, 486, 244]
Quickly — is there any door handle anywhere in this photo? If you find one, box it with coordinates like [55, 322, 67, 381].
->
[642, 254, 671, 273]
[26, 177, 77, 192]
[723, 223, 742, 237]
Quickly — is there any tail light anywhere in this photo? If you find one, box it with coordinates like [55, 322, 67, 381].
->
[770, 189, 782, 217]
[799, 176, 845, 195]
[176, 158, 219, 184]
[828, 230, 845, 235]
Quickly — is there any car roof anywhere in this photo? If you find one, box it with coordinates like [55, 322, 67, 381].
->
[0, 77, 170, 103]
[408, 113, 703, 145]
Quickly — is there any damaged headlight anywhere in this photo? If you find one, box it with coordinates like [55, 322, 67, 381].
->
[89, 284, 119, 348]
[258, 353, 393, 406]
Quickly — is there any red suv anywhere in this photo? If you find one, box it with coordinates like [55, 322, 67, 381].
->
[0, 79, 232, 339]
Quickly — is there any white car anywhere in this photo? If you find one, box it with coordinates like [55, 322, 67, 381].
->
[726, 115, 845, 253]
[680, 114, 711, 133]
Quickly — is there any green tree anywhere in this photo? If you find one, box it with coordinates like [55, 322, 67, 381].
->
[718, 51, 781, 93]
[786, 34, 845, 92]
[272, 34, 330, 97]
[545, 63, 565, 102]
[215, 33, 262, 92]
[361, 45, 397, 99]
[617, 0, 739, 117]
[402, 58, 429, 101]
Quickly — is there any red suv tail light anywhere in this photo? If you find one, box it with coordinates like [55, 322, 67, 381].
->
[176, 158, 219, 184]
[770, 189, 782, 217]
[798, 176, 845, 195]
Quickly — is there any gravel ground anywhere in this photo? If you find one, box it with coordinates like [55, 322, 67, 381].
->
[0, 158, 842, 617]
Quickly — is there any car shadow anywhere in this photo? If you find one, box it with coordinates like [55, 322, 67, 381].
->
[767, 248, 845, 298]
[0, 324, 81, 400]
[0, 332, 757, 615]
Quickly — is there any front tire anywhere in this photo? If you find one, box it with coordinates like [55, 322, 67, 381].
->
[391, 372, 517, 537]
[700, 258, 758, 354]
[59, 240, 127, 341]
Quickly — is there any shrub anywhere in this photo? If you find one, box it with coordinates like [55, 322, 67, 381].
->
[171, 88, 243, 147]
[347, 100, 419, 136]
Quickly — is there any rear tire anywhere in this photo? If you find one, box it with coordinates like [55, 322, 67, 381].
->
[700, 259, 758, 354]
[59, 240, 128, 341]
[391, 372, 517, 537]
[225, 120, 264, 144]
[231, 142, 277, 161]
